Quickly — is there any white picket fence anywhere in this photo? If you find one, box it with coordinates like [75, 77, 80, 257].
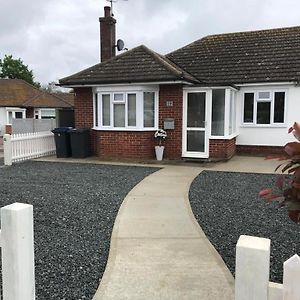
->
[3, 131, 56, 165]
[0, 203, 35, 299]
[235, 235, 300, 300]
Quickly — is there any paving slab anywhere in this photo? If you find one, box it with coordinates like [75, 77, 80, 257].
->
[93, 166, 234, 300]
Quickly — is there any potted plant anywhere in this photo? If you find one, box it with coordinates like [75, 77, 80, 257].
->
[154, 129, 167, 161]
[259, 122, 300, 223]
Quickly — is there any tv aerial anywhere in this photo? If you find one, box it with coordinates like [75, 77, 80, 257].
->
[106, 0, 128, 16]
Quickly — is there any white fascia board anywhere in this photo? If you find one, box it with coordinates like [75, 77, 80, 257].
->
[62, 80, 193, 88]
[237, 82, 296, 87]
[5, 107, 26, 111]
[94, 85, 159, 93]
[183, 86, 239, 91]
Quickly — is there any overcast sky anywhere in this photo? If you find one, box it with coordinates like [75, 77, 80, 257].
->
[1, 0, 299, 86]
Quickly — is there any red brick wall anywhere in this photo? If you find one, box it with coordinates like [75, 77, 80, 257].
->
[74, 88, 94, 128]
[159, 84, 183, 159]
[236, 145, 284, 156]
[73, 87, 97, 153]
[209, 138, 236, 160]
[96, 131, 156, 159]
[5, 125, 12, 135]
[74, 85, 184, 160]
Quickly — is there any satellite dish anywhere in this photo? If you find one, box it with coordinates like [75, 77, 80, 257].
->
[116, 39, 125, 51]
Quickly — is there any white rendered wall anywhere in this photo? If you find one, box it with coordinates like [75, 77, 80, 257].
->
[236, 84, 300, 146]
[0, 107, 7, 136]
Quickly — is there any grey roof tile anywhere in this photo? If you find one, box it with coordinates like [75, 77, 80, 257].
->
[59, 45, 199, 86]
[167, 26, 300, 84]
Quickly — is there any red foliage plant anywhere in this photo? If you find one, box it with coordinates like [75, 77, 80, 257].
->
[259, 122, 300, 223]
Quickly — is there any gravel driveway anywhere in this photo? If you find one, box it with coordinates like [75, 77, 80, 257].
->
[0, 161, 158, 299]
[189, 170, 300, 283]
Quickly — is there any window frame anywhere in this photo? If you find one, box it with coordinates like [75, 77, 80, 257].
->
[34, 108, 56, 119]
[6, 108, 26, 124]
[93, 86, 159, 131]
[242, 89, 287, 127]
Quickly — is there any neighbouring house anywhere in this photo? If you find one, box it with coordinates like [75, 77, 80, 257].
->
[0, 79, 74, 135]
[59, 6, 300, 160]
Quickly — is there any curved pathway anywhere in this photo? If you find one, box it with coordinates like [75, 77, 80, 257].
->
[93, 166, 234, 299]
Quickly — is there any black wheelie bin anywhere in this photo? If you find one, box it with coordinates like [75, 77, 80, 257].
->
[69, 128, 91, 158]
[51, 127, 72, 158]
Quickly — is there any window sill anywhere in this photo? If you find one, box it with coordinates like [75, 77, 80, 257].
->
[92, 127, 158, 132]
[210, 133, 239, 140]
[240, 124, 287, 128]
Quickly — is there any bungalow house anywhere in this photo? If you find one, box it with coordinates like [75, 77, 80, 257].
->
[0, 79, 74, 135]
[59, 6, 300, 160]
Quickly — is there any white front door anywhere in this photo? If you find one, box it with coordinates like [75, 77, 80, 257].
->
[182, 91, 210, 158]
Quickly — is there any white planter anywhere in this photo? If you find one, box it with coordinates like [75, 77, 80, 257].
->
[155, 146, 164, 161]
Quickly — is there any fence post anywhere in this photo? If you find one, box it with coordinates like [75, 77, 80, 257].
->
[283, 254, 300, 299]
[1, 203, 35, 300]
[3, 134, 12, 166]
[235, 235, 271, 300]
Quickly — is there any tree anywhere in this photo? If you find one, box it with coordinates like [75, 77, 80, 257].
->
[0, 54, 40, 88]
[42, 81, 60, 93]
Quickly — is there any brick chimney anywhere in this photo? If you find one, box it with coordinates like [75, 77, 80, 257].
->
[99, 6, 116, 62]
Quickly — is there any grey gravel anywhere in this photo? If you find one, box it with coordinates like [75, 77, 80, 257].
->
[189, 170, 300, 283]
[0, 161, 158, 299]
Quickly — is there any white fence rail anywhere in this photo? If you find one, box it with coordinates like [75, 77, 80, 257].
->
[3, 131, 56, 165]
[235, 235, 300, 300]
[1, 203, 35, 300]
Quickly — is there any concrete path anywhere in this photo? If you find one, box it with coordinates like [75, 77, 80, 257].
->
[36, 155, 280, 298]
[93, 166, 235, 300]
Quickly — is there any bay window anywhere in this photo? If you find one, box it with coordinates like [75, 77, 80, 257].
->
[211, 88, 237, 137]
[94, 88, 158, 130]
[243, 90, 286, 125]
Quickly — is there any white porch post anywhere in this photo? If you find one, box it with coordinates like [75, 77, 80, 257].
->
[3, 133, 12, 166]
[1, 203, 35, 300]
[235, 235, 270, 300]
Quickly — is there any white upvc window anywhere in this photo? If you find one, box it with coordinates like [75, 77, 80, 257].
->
[6, 108, 26, 124]
[211, 88, 237, 138]
[93, 87, 159, 131]
[242, 90, 286, 126]
[34, 108, 56, 119]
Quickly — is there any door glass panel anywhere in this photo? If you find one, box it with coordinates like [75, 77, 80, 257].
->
[187, 131, 205, 152]
[187, 93, 205, 128]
